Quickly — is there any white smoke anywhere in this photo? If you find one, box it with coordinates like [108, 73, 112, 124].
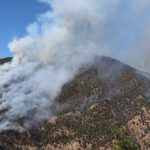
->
[0, 0, 150, 130]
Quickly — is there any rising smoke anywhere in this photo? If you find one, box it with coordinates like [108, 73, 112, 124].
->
[0, 0, 150, 130]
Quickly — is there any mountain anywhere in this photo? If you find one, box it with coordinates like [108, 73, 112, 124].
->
[0, 56, 149, 150]
[0, 57, 12, 65]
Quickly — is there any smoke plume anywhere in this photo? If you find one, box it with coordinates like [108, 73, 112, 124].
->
[0, 0, 150, 130]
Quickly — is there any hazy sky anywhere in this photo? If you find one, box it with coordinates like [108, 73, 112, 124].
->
[0, 0, 48, 58]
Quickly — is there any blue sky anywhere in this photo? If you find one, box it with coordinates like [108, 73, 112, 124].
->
[0, 0, 48, 58]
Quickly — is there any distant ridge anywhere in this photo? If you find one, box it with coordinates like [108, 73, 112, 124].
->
[0, 57, 12, 65]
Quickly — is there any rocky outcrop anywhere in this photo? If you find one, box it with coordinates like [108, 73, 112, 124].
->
[127, 107, 150, 150]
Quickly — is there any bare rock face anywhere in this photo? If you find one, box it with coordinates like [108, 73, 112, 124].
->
[0, 56, 149, 150]
[127, 107, 150, 150]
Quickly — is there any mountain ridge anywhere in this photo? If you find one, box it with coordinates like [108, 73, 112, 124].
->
[0, 57, 12, 65]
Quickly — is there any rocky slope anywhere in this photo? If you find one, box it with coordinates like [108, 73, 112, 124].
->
[0, 56, 149, 150]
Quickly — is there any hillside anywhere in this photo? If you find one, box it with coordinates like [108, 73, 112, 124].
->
[0, 56, 149, 150]
[0, 57, 12, 65]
